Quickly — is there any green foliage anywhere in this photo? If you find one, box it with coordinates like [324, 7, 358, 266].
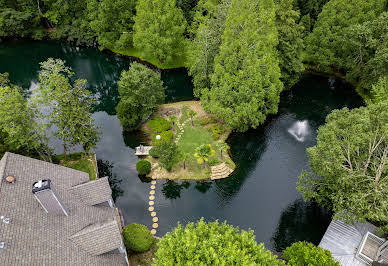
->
[87, 0, 136, 49]
[154, 219, 285, 265]
[116, 63, 165, 131]
[305, 0, 387, 75]
[133, 0, 187, 64]
[208, 157, 219, 166]
[186, 0, 231, 97]
[207, 124, 224, 140]
[123, 223, 153, 252]
[149, 146, 162, 158]
[35, 58, 101, 156]
[148, 117, 172, 133]
[293, 0, 329, 29]
[202, 0, 283, 132]
[199, 116, 212, 126]
[0, 8, 33, 38]
[283, 241, 339, 266]
[158, 142, 179, 171]
[371, 76, 388, 104]
[274, 0, 305, 89]
[153, 130, 174, 145]
[136, 160, 152, 175]
[297, 102, 388, 225]
[55, 152, 97, 180]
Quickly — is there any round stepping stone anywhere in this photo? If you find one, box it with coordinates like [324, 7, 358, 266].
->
[148, 206, 154, 211]
[151, 211, 156, 217]
[152, 217, 159, 222]
[149, 201, 154, 206]
[150, 190, 155, 195]
[152, 223, 159, 229]
[150, 185, 155, 189]
[151, 229, 157, 235]
[149, 195, 155, 200]
[151, 181, 156, 185]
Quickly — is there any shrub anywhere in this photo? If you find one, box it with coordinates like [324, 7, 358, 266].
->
[199, 117, 212, 126]
[148, 117, 171, 133]
[152, 130, 173, 145]
[122, 223, 153, 252]
[208, 124, 225, 140]
[149, 146, 162, 158]
[283, 241, 339, 266]
[208, 157, 219, 166]
[154, 219, 284, 265]
[136, 160, 151, 175]
[159, 142, 178, 171]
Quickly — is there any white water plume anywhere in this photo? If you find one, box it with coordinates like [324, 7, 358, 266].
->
[288, 120, 310, 142]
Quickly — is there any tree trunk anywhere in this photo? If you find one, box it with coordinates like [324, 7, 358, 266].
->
[183, 160, 186, 170]
[203, 161, 206, 169]
[63, 144, 67, 160]
[220, 150, 223, 159]
[191, 117, 194, 127]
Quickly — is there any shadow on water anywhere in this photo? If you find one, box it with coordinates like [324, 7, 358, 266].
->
[161, 180, 191, 200]
[271, 199, 332, 251]
[97, 159, 124, 202]
[194, 181, 213, 194]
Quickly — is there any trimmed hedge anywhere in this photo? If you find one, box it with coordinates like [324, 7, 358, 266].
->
[148, 117, 172, 133]
[122, 223, 153, 252]
[136, 160, 151, 175]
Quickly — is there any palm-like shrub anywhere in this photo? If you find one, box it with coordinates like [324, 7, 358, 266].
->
[136, 160, 151, 175]
[194, 144, 215, 168]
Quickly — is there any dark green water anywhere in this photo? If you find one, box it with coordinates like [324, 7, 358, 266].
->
[0, 41, 363, 251]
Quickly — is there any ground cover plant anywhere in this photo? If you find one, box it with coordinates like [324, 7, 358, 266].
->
[54, 152, 97, 180]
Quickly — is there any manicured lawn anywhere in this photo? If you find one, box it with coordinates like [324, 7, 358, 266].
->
[108, 46, 186, 70]
[178, 124, 215, 155]
[55, 152, 97, 180]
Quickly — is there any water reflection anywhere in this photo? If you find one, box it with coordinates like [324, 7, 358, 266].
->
[162, 181, 191, 200]
[194, 181, 212, 193]
[271, 199, 331, 251]
[97, 159, 124, 202]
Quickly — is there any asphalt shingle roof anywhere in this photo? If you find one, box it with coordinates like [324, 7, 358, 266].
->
[0, 152, 127, 265]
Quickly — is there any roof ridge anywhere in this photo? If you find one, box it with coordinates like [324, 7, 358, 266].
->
[70, 219, 117, 239]
[0, 152, 10, 193]
[70, 176, 108, 189]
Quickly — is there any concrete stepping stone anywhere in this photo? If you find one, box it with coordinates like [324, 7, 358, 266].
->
[149, 201, 154, 206]
[150, 190, 155, 195]
[151, 181, 156, 185]
[150, 185, 155, 189]
[151, 211, 156, 217]
[151, 229, 157, 235]
[148, 206, 154, 211]
[152, 217, 159, 222]
[149, 195, 155, 200]
[152, 223, 159, 229]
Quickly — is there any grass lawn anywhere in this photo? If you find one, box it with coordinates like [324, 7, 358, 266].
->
[108, 46, 186, 70]
[127, 238, 159, 266]
[55, 152, 97, 180]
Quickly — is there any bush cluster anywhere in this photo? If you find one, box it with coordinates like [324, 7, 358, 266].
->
[148, 117, 172, 133]
[122, 223, 153, 252]
[136, 160, 151, 175]
[150, 142, 178, 171]
[208, 124, 225, 140]
[152, 130, 173, 145]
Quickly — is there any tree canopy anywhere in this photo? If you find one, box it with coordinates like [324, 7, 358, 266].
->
[297, 102, 388, 227]
[116, 62, 165, 131]
[133, 0, 187, 64]
[202, 0, 283, 132]
[154, 219, 285, 265]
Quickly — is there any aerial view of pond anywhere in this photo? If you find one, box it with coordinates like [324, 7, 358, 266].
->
[0, 40, 364, 251]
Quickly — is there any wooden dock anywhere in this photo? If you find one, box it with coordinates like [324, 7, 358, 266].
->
[135, 146, 152, 156]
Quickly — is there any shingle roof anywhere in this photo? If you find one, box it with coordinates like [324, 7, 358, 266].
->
[319, 219, 378, 266]
[0, 152, 127, 265]
[70, 176, 112, 206]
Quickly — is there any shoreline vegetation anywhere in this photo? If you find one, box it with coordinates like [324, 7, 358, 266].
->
[139, 100, 236, 181]
[54, 152, 97, 180]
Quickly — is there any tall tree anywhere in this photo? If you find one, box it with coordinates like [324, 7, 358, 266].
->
[293, 0, 329, 30]
[116, 62, 165, 130]
[186, 0, 231, 97]
[133, 0, 186, 64]
[371, 76, 388, 104]
[0, 85, 52, 161]
[87, 0, 136, 49]
[305, 0, 387, 73]
[202, 0, 283, 132]
[35, 58, 100, 157]
[274, 0, 304, 89]
[297, 102, 388, 227]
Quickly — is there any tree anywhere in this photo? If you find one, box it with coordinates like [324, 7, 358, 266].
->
[194, 144, 215, 168]
[305, 0, 386, 74]
[297, 102, 388, 227]
[201, 0, 283, 132]
[0, 85, 52, 161]
[186, 0, 231, 97]
[133, 0, 187, 64]
[180, 152, 190, 170]
[35, 58, 100, 158]
[116, 62, 165, 131]
[176, 0, 199, 26]
[168, 115, 177, 131]
[157, 142, 179, 171]
[186, 109, 196, 126]
[87, 0, 136, 49]
[293, 0, 329, 29]
[371, 76, 388, 104]
[154, 219, 285, 265]
[274, 0, 304, 89]
[218, 141, 229, 159]
[283, 241, 339, 266]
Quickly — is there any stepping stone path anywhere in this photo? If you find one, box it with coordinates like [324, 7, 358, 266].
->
[210, 163, 234, 180]
[147, 118, 192, 236]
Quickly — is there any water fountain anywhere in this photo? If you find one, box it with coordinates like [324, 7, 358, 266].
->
[288, 120, 310, 142]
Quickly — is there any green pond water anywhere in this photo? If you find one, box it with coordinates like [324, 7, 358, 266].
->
[0, 40, 364, 251]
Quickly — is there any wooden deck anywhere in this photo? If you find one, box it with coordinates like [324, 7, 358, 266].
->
[135, 146, 152, 156]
